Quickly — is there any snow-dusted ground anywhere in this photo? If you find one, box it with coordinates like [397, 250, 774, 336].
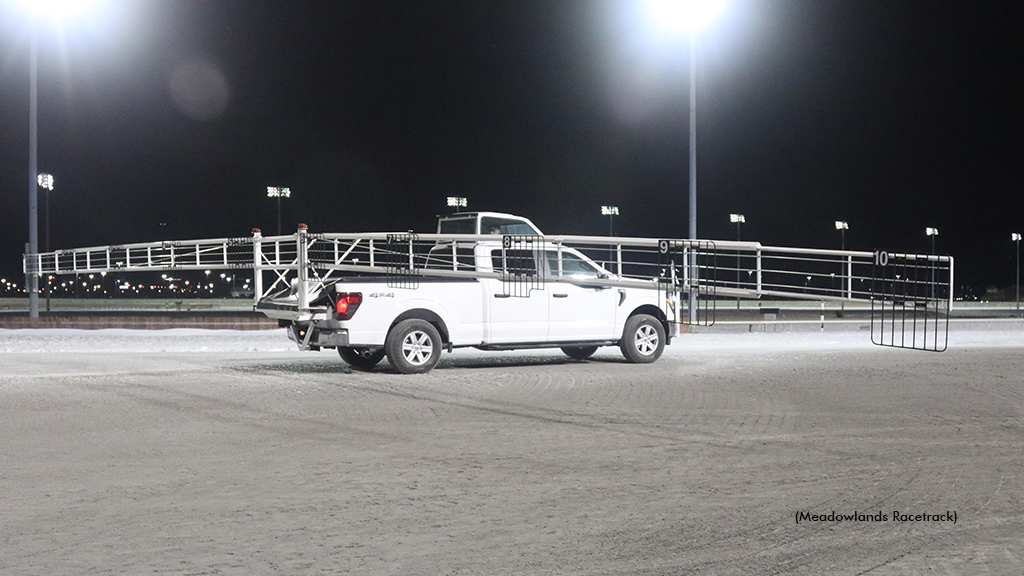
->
[1, 324, 1022, 354]
[3, 324, 1023, 574]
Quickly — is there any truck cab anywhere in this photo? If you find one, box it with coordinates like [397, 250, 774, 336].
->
[437, 212, 543, 236]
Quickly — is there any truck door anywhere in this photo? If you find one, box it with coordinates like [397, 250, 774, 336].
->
[484, 248, 549, 344]
[545, 250, 618, 341]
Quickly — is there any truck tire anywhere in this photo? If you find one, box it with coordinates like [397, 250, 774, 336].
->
[561, 345, 598, 360]
[385, 319, 442, 374]
[338, 347, 386, 370]
[619, 314, 665, 363]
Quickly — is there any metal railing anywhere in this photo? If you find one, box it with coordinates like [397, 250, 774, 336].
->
[25, 226, 953, 348]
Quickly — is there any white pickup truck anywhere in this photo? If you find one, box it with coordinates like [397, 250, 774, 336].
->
[257, 212, 674, 373]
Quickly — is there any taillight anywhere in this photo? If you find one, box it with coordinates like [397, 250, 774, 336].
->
[335, 292, 362, 320]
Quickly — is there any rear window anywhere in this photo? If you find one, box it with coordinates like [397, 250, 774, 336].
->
[438, 218, 477, 234]
[424, 246, 476, 271]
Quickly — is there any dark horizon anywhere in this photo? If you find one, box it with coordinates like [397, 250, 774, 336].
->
[2, 1, 1022, 296]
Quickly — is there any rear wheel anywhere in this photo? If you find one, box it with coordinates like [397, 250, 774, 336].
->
[619, 314, 665, 363]
[385, 319, 442, 374]
[338, 347, 385, 370]
[561, 345, 599, 360]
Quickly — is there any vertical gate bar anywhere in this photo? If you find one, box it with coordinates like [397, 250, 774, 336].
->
[297, 227, 309, 311]
[369, 239, 375, 268]
[252, 228, 263, 305]
[616, 244, 622, 276]
[846, 255, 852, 298]
[755, 249, 762, 295]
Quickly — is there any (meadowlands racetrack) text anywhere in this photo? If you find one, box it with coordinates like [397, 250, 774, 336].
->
[795, 511, 957, 524]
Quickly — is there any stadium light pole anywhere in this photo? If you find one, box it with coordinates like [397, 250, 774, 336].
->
[835, 221, 848, 301]
[38, 173, 54, 312]
[1013, 233, 1021, 311]
[729, 213, 745, 307]
[835, 220, 848, 250]
[645, 0, 727, 324]
[602, 205, 619, 236]
[926, 227, 938, 299]
[26, 18, 40, 318]
[267, 187, 291, 235]
[20, 0, 103, 317]
[447, 196, 468, 213]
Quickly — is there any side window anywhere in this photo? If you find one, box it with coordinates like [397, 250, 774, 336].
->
[491, 249, 537, 276]
[546, 252, 600, 278]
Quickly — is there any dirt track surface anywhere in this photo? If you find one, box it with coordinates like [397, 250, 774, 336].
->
[2, 338, 1023, 574]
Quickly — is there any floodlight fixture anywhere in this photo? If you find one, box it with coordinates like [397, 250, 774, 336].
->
[926, 227, 939, 236]
[17, 0, 101, 21]
[446, 196, 468, 208]
[729, 213, 744, 223]
[37, 173, 54, 190]
[835, 220, 848, 230]
[646, 0, 727, 34]
[601, 206, 619, 216]
[1012, 233, 1022, 242]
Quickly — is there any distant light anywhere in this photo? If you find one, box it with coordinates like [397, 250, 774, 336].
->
[729, 213, 744, 223]
[1013, 233, 1022, 241]
[926, 227, 939, 236]
[447, 196, 468, 208]
[601, 206, 620, 216]
[267, 187, 291, 198]
[835, 220, 848, 230]
[37, 173, 54, 190]
[645, 0, 727, 34]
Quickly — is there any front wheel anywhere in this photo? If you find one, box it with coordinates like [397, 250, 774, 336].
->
[338, 347, 386, 370]
[385, 319, 442, 374]
[619, 314, 665, 363]
[561, 345, 599, 360]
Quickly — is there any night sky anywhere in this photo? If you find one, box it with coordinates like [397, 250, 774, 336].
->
[1, 1, 1022, 294]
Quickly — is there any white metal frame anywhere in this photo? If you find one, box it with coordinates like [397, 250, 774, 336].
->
[24, 227, 954, 316]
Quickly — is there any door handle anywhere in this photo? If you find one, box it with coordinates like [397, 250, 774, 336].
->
[553, 293, 568, 298]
